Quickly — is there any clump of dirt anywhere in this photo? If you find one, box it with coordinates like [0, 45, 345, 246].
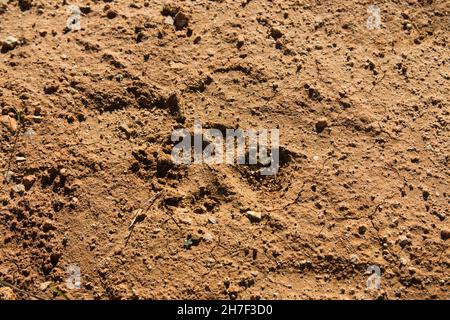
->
[0, 0, 449, 300]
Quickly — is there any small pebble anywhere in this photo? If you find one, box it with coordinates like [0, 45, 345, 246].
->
[398, 235, 411, 248]
[270, 27, 283, 40]
[0, 115, 18, 133]
[236, 35, 245, 48]
[12, 184, 26, 194]
[358, 225, 367, 235]
[208, 217, 217, 224]
[174, 12, 188, 29]
[23, 175, 36, 189]
[246, 211, 262, 222]
[1, 35, 19, 53]
[106, 10, 118, 19]
[440, 229, 450, 241]
[164, 15, 174, 25]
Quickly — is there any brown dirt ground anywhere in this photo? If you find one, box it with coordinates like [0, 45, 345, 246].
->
[0, 0, 449, 300]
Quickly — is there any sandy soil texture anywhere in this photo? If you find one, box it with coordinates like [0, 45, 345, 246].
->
[0, 0, 449, 300]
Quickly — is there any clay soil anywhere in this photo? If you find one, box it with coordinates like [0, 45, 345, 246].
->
[0, 0, 449, 300]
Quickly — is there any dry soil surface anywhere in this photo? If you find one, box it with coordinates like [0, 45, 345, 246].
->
[0, 0, 449, 300]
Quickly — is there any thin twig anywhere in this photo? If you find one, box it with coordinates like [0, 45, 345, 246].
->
[0, 279, 45, 300]
[125, 191, 162, 245]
